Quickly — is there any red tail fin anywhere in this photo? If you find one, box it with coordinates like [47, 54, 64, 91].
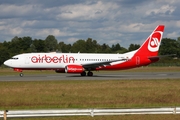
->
[136, 25, 165, 57]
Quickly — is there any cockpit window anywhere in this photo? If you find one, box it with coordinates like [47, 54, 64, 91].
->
[11, 57, 19, 60]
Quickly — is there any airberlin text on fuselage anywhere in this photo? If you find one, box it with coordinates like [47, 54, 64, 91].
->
[31, 55, 75, 63]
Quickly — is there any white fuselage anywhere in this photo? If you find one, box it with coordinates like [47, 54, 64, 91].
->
[4, 52, 136, 69]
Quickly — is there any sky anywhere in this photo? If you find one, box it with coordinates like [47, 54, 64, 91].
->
[0, 0, 180, 48]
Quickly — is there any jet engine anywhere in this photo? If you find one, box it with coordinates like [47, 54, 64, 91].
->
[65, 65, 84, 73]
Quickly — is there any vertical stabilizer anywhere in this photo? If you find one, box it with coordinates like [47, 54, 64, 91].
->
[135, 25, 165, 57]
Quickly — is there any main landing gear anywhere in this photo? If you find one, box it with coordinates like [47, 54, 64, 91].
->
[81, 71, 93, 76]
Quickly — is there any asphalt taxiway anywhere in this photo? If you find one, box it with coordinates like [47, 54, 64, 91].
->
[0, 72, 180, 81]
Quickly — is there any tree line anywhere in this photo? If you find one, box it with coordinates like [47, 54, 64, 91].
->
[0, 35, 180, 66]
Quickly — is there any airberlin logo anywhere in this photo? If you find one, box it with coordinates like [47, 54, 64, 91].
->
[148, 31, 162, 52]
[31, 55, 75, 63]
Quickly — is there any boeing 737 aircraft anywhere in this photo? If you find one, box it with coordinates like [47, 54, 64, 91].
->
[4, 25, 164, 77]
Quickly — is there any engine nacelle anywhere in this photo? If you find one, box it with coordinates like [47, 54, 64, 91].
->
[65, 65, 84, 73]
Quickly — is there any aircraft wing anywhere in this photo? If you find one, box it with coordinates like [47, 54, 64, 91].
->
[81, 58, 127, 70]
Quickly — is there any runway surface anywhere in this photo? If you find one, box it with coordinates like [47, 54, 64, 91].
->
[0, 72, 180, 81]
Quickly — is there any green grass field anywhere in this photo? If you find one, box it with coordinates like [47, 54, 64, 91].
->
[0, 67, 180, 120]
[1, 79, 180, 109]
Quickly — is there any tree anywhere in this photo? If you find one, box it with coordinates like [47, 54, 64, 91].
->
[111, 43, 123, 53]
[86, 38, 99, 53]
[33, 39, 46, 52]
[7, 36, 33, 54]
[128, 44, 140, 51]
[71, 40, 86, 53]
[58, 42, 72, 53]
[45, 35, 58, 52]
[21, 36, 33, 52]
[9, 37, 23, 55]
[0, 47, 10, 66]
[101, 43, 112, 53]
[11, 36, 19, 42]
[175, 37, 180, 58]
[116, 47, 128, 53]
[30, 44, 37, 52]
[159, 38, 180, 57]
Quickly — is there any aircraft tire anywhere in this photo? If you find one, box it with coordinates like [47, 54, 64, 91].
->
[87, 71, 93, 76]
[19, 73, 24, 77]
[81, 71, 86, 76]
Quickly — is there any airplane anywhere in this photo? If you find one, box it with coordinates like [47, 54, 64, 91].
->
[4, 25, 164, 77]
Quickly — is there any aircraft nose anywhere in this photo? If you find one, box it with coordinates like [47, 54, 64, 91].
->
[4, 60, 11, 67]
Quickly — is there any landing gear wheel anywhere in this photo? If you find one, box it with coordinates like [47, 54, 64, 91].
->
[81, 71, 86, 76]
[87, 71, 93, 76]
[19, 73, 24, 77]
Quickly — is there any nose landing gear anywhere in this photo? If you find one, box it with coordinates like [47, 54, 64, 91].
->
[19, 73, 24, 77]
[13, 68, 24, 77]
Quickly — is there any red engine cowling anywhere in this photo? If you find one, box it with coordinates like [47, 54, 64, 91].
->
[65, 65, 84, 73]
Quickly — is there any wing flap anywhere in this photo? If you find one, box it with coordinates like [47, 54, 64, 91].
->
[81, 58, 127, 70]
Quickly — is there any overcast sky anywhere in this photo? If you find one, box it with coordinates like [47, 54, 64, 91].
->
[0, 0, 180, 48]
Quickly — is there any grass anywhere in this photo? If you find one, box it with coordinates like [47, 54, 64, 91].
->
[1, 79, 180, 120]
[1, 67, 180, 119]
[0, 80, 180, 109]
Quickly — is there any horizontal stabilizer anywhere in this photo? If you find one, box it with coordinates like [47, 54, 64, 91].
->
[148, 54, 176, 62]
[148, 56, 159, 61]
